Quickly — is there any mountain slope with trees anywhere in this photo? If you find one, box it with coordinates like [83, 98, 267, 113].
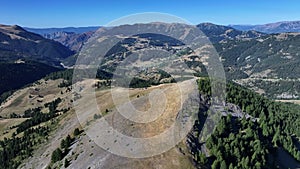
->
[0, 24, 74, 67]
[189, 78, 300, 169]
[0, 24, 74, 96]
[197, 23, 266, 43]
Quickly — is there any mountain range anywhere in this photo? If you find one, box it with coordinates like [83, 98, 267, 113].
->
[0, 22, 299, 169]
[0, 21, 300, 169]
[22, 20, 300, 53]
[230, 20, 300, 33]
[0, 24, 74, 66]
[0, 24, 74, 95]
[25, 26, 100, 52]
[197, 22, 265, 42]
[24, 26, 100, 34]
[42, 31, 94, 52]
[26, 23, 265, 50]
[2, 21, 300, 99]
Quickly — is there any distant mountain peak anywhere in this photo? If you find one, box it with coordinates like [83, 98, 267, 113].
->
[197, 22, 265, 43]
[0, 24, 26, 34]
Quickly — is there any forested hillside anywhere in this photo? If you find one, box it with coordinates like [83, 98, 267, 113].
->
[0, 24, 74, 67]
[0, 61, 60, 96]
[189, 78, 300, 168]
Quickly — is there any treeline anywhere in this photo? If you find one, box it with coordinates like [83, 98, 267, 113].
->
[49, 128, 82, 168]
[45, 68, 114, 87]
[45, 69, 73, 88]
[116, 76, 174, 88]
[192, 78, 300, 168]
[0, 61, 60, 96]
[215, 34, 300, 79]
[45, 69, 73, 82]
[16, 98, 62, 133]
[94, 80, 112, 89]
[51, 135, 73, 164]
[0, 98, 65, 169]
[243, 79, 300, 99]
[114, 70, 175, 88]
[0, 126, 50, 169]
[0, 90, 15, 105]
[44, 66, 176, 89]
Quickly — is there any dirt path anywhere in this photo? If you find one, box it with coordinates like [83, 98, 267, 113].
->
[276, 99, 300, 105]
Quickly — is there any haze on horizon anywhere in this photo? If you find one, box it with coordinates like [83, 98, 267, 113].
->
[1, 0, 300, 28]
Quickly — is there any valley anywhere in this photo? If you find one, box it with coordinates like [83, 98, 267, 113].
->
[0, 20, 300, 169]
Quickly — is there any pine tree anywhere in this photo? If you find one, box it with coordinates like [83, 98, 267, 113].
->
[220, 160, 227, 169]
[74, 128, 80, 136]
[211, 160, 220, 169]
[64, 158, 70, 168]
[51, 148, 63, 163]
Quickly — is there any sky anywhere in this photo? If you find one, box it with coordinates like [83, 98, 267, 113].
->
[1, 0, 300, 28]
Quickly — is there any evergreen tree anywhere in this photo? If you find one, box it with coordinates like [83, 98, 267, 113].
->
[220, 160, 227, 169]
[51, 148, 63, 163]
[73, 128, 80, 136]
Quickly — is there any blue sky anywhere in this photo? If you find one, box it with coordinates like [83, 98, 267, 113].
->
[1, 0, 300, 28]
